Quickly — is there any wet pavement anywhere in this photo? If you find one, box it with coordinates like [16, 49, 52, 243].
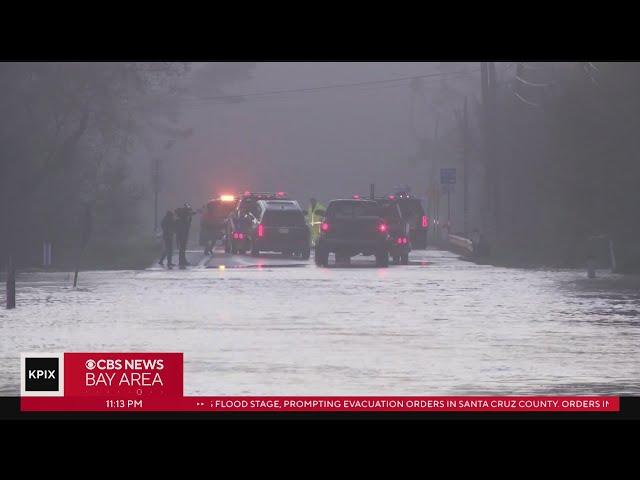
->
[1, 247, 639, 395]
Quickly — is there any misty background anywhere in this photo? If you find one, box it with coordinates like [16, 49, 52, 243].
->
[158, 62, 479, 211]
[2, 62, 639, 271]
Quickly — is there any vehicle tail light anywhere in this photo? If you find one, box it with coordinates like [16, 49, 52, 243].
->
[352, 194, 360, 199]
[422, 215, 428, 228]
[397, 237, 402, 244]
[378, 223, 388, 233]
[388, 195, 396, 200]
[233, 232, 244, 240]
[258, 224, 264, 238]
[321, 222, 330, 232]
[277, 191, 286, 197]
[244, 191, 251, 196]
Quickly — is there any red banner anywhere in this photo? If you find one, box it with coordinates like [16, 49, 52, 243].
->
[63, 353, 183, 397]
[21, 396, 619, 412]
[18, 352, 620, 412]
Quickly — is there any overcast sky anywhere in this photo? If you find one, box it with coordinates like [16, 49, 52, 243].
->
[156, 62, 479, 212]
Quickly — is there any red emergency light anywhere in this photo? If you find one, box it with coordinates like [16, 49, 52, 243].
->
[378, 223, 388, 233]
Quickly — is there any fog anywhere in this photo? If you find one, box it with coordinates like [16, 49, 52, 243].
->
[2, 62, 640, 271]
[159, 62, 478, 212]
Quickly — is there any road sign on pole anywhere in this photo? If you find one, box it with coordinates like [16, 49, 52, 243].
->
[440, 168, 456, 231]
[440, 168, 457, 185]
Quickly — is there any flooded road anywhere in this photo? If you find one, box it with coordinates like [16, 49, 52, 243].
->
[1, 248, 639, 395]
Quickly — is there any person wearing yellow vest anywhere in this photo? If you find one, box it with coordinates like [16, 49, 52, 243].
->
[306, 198, 326, 247]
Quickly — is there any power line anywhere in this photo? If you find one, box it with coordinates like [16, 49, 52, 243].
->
[186, 80, 420, 108]
[514, 74, 552, 88]
[521, 62, 545, 71]
[187, 68, 480, 104]
[511, 86, 541, 107]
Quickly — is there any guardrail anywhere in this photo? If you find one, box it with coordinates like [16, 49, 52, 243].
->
[447, 234, 475, 256]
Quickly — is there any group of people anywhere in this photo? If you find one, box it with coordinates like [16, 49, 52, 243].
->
[158, 204, 200, 269]
[158, 197, 327, 268]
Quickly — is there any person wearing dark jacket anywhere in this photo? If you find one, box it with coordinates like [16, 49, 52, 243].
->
[175, 203, 199, 267]
[159, 210, 175, 268]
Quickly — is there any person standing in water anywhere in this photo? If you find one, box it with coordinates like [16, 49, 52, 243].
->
[159, 210, 175, 268]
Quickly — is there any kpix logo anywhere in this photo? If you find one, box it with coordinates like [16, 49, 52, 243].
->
[21, 353, 64, 397]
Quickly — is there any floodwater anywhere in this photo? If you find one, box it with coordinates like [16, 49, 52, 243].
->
[1, 248, 639, 395]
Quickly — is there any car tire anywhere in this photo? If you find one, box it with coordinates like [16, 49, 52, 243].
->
[335, 254, 351, 264]
[392, 255, 400, 265]
[250, 239, 260, 257]
[301, 248, 311, 260]
[400, 253, 409, 265]
[315, 247, 329, 267]
[376, 251, 389, 267]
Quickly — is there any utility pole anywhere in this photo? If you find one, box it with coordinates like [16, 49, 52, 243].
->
[481, 62, 498, 239]
[480, 62, 490, 233]
[152, 157, 161, 234]
[430, 116, 440, 238]
[73, 204, 92, 288]
[488, 62, 500, 235]
[447, 185, 451, 228]
[462, 96, 470, 237]
[4, 161, 15, 309]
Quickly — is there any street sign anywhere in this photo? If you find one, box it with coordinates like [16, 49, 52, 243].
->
[440, 168, 456, 185]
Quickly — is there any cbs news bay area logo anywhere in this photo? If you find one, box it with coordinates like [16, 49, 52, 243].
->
[21, 354, 166, 396]
[84, 358, 165, 387]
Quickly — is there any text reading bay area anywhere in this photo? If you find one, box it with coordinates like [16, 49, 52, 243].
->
[85, 359, 164, 387]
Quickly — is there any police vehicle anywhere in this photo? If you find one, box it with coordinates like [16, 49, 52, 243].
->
[199, 194, 237, 254]
[315, 199, 392, 267]
[245, 199, 311, 259]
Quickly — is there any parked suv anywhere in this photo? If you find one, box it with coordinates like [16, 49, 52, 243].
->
[225, 192, 288, 254]
[374, 197, 411, 265]
[393, 193, 428, 249]
[315, 199, 391, 267]
[246, 200, 311, 259]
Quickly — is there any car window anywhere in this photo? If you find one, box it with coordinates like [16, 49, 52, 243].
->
[327, 201, 379, 219]
[376, 201, 402, 220]
[397, 199, 424, 223]
[240, 199, 260, 217]
[261, 210, 306, 227]
[206, 202, 234, 219]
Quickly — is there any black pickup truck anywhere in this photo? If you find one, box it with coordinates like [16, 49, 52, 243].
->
[315, 199, 391, 267]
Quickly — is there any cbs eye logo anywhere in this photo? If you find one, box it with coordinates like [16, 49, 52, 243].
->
[21, 353, 64, 397]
